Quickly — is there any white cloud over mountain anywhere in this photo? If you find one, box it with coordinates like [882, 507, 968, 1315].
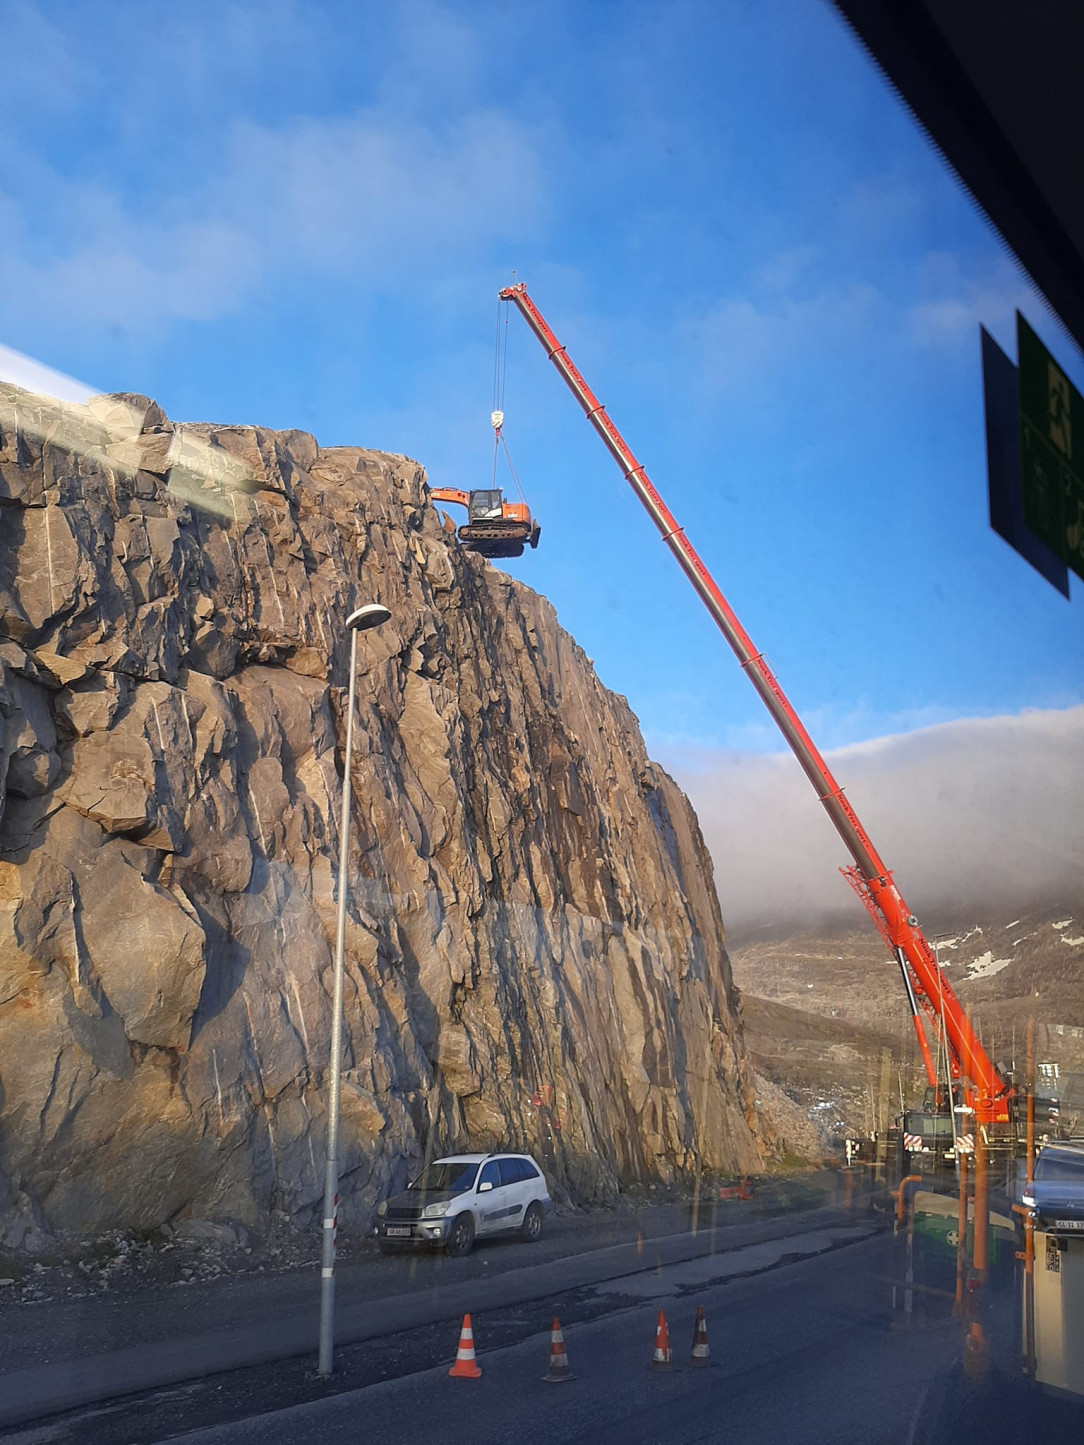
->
[664, 705, 1084, 938]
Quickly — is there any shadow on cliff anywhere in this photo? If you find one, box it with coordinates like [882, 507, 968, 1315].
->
[186, 884, 255, 1038]
[393, 920, 447, 1156]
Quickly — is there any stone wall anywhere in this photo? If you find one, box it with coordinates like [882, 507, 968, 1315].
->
[0, 383, 760, 1247]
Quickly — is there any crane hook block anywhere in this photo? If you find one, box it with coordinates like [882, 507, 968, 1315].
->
[490, 410, 504, 431]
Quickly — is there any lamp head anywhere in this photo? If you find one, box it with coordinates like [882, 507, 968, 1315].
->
[346, 603, 392, 632]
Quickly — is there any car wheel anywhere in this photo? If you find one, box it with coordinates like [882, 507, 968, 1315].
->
[445, 1212, 475, 1257]
[520, 1202, 543, 1243]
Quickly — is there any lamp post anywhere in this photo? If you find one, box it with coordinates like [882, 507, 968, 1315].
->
[318, 601, 391, 1378]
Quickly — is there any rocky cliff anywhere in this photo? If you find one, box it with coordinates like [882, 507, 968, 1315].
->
[0, 382, 760, 1249]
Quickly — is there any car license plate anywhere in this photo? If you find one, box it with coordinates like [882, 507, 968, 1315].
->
[1054, 1219, 1084, 1231]
[385, 1226, 412, 1238]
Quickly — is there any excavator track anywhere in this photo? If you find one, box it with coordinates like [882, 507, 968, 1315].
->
[459, 521, 532, 542]
[456, 518, 541, 558]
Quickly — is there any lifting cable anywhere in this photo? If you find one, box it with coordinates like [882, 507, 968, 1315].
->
[490, 296, 529, 506]
[491, 298, 508, 489]
[499, 431, 528, 505]
[492, 298, 509, 415]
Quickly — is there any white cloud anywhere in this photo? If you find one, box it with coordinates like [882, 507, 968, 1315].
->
[904, 250, 1035, 350]
[752, 245, 815, 294]
[685, 281, 883, 394]
[838, 172, 926, 238]
[3, 220, 261, 335]
[0, 12, 547, 341]
[663, 705, 1084, 937]
[227, 107, 543, 275]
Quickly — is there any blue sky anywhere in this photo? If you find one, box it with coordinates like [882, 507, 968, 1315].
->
[3, 0, 1082, 761]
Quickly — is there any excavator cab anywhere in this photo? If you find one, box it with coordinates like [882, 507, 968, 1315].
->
[468, 489, 504, 523]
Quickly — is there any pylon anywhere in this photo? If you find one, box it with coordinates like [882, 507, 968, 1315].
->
[448, 1313, 482, 1378]
[690, 1305, 710, 1366]
[542, 1317, 575, 1382]
[651, 1309, 672, 1370]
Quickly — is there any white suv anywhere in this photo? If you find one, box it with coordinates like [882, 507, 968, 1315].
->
[373, 1152, 552, 1256]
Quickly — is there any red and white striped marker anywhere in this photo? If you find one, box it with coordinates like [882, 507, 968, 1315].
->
[542, 1317, 575, 1382]
[690, 1305, 710, 1366]
[651, 1309, 672, 1370]
[448, 1314, 482, 1378]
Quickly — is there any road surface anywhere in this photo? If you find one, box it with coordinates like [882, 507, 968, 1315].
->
[167, 1231, 1079, 1445]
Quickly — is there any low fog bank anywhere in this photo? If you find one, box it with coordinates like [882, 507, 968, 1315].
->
[662, 705, 1084, 941]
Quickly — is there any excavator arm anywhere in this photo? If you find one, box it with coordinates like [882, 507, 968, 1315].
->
[429, 487, 472, 509]
[499, 281, 1010, 1126]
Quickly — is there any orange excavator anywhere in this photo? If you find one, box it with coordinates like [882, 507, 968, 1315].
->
[430, 406, 541, 560]
[429, 488, 540, 558]
[498, 280, 1013, 1145]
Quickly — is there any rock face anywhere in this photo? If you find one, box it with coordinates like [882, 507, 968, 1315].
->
[0, 382, 760, 1248]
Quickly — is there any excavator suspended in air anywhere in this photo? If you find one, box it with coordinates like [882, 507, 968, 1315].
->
[429, 309, 542, 559]
[429, 482, 540, 558]
[497, 280, 1013, 1145]
[430, 417, 541, 559]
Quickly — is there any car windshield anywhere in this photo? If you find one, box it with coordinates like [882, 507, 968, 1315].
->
[1036, 1152, 1084, 1182]
[409, 1162, 479, 1194]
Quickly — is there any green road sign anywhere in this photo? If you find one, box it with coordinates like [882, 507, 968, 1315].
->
[1017, 312, 1084, 580]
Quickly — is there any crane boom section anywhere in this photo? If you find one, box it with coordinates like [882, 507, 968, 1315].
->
[499, 281, 1008, 1123]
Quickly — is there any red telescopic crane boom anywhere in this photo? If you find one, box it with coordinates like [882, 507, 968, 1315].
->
[499, 281, 1010, 1126]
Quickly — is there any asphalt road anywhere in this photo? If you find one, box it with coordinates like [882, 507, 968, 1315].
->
[5, 1204, 1082, 1445]
[0, 1192, 875, 1438]
[168, 1233, 1083, 1445]
[0, 1176, 840, 1376]
[0, 1177, 862, 1430]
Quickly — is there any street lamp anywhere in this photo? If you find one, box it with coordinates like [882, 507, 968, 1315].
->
[318, 601, 391, 1378]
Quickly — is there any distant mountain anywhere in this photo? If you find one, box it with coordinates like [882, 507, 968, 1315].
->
[730, 908, 1084, 1139]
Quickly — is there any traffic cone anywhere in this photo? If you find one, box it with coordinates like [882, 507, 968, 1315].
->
[690, 1305, 710, 1367]
[448, 1313, 482, 1378]
[542, 1317, 575, 1382]
[651, 1309, 672, 1370]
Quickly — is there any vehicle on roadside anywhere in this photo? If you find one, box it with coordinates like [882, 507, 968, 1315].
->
[373, 1152, 552, 1256]
[1021, 1141, 1084, 1228]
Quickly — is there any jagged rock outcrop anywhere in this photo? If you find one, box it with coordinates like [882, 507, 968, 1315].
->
[0, 382, 760, 1248]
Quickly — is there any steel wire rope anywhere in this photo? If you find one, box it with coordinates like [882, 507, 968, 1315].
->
[491, 298, 504, 488]
[491, 296, 529, 505]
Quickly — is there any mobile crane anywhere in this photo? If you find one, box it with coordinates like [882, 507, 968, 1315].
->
[498, 281, 1013, 1142]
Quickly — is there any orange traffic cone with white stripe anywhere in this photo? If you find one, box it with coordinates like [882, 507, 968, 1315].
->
[542, 1317, 575, 1382]
[651, 1308, 672, 1370]
[690, 1305, 711, 1366]
[448, 1313, 482, 1378]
